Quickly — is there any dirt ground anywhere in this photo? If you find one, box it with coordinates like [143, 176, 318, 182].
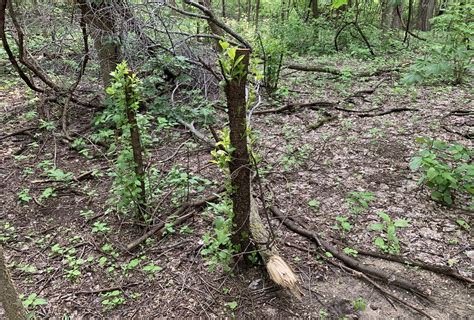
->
[1, 65, 473, 319]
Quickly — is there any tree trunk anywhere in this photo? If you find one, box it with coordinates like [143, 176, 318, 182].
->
[221, 0, 226, 18]
[0, 245, 28, 320]
[246, 0, 251, 21]
[310, 0, 319, 18]
[224, 48, 252, 257]
[124, 75, 147, 217]
[255, 0, 260, 29]
[77, 0, 121, 88]
[201, 0, 224, 51]
[237, 0, 241, 20]
[417, 0, 436, 31]
[391, 4, 403, 29]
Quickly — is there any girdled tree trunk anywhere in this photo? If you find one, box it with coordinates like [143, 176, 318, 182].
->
[77, 0, 121, 88]
[0, 245, 28, 320]
[224, 48, 252, 258]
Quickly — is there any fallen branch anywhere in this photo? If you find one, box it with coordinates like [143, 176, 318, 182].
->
[253, 101, 335, 115]
[126, 189, 224, 251]
[356, 248, 473, 284]
[271, 206, 429, 297]
[357, 107, 419, 117]
[177, 118, 215, 148]
[338, 263, 434, 319]
[286, 64, 342, 75]
[286, 63, 402, 78]
[74, 282, 141, 295]
[286, 242, 434, 319]
[0, 127, 37, 140]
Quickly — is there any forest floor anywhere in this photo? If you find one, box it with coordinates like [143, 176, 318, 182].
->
[1, 54, 473, 319]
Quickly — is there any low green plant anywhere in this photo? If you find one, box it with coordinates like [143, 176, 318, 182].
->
[92, 221, 110, 234]
[280, 144, 313, 171]
[334, 216, 352, 233]
[369, 211, 409, 255]
[410, 138, 473, 206]
[403, 3, 473, 85]
[21, 293, 47, 316]
[456, 219, 470, 231]
[39, 187, 56, 202]
[343, 247, 358, 257]
[346, 191, 375, 214]
[352, 297, 367, 312]
[18, 188, 32, 203]
[201, 197, 236, 273]
[100, 290, 126, 309]
[308, 199, 320, 212]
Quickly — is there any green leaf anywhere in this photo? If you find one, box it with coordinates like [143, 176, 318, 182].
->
[369, 223, 384, 231]
[377, 211, 391, 223]
[331, 0, 348, 9]
[409, 157, 422, 171]
[374, 237, 386, 249]
[394, 219, 409, 228]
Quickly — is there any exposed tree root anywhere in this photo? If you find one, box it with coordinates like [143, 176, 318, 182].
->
[355, 248, 473, 284]
[126, 189, 224, 251]
[271, 206, 430, 297]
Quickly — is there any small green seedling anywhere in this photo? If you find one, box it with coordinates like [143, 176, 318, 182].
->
[369, 211, 409, 255]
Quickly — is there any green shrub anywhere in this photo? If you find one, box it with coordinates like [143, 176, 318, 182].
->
[410, 138, 473, 206]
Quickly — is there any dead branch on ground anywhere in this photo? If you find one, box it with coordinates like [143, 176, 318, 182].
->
[271, 206, 430, 297]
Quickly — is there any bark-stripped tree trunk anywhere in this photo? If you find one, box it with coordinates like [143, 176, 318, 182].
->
[77, 0, 121, 88]
[224, 48, 252, 258]
[417, 0, 436, 31]
[0, 245, 28, 320]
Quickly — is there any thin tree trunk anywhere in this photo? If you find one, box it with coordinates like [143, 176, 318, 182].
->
[124, 77, 147, 217]
[77, 0, 121, 88]
[221, 0, 226, 18]
[246, 0, 251, 21]
[201, 0, 224, 51]
[0, 245, 28, 320]
[310, 0, 318, 18]
[255, 0, 260, 29]
[391, 4, 403, 29]
[224, 49, 252, 258]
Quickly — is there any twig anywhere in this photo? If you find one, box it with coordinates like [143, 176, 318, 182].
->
[126, 189, 224, 251]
